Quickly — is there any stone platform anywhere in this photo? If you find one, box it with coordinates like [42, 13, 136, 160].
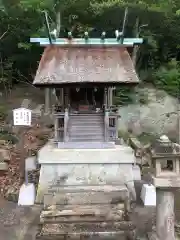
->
[36, 141, 139, 204]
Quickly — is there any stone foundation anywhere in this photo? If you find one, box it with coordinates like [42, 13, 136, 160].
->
[36, 141, 139, 204]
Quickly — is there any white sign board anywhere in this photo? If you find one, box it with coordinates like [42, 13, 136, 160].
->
[13, 108, 32, 126]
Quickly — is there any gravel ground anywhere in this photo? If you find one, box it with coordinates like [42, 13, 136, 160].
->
[0, 197, 42, 240]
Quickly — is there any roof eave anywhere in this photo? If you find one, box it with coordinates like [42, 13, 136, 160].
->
[33, 81, 139, 88]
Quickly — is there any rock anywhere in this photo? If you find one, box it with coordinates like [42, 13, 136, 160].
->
[0, 162, 8, 171]
[21, 98, 31, 108]
[32, 104, 44, 116]
[5, 187, 19, 202]
[0, 140, 6, 146]
[118, 86, 179, 139]
[0, 149, 10, 162]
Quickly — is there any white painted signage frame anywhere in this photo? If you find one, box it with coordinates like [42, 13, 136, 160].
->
[13, 108, 32, 126]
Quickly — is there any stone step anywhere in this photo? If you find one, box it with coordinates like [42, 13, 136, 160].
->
[69, 121, 104, 126]
[69, 132, 104, 136]
[48, 185, 127, 193]
[69, 130, 103, 133]
[36, 230, 127, 240]
[70, 139, 104, 143]
[70, 125, 103, 130]
[70, 115, 103, 118]
[57, 142, 115, 149]
[40, 204, 125, 223]
[44, 185, 128, 205]
[38, 222, 134, 234]
[69, 136, 104, 141]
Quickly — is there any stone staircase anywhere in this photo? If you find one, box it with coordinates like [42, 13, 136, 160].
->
[68, 113, 104, 142]
[36, 184, 135, 240]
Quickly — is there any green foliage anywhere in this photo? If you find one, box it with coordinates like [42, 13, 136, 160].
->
[113, 86, 134, 106]
[0, 129, 19, 144]
[118, 129, 131, 142]
[0, 106, 8, 121]
[137, 132, 157, 144]
[153, 60, 180, 97]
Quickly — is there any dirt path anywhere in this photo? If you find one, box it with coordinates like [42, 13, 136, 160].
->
[0, 197, 42, 240]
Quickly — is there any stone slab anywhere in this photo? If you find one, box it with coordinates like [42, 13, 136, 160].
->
[152, 176, 180, 188]
[38, 141, 135, 164]
[25, 156, 37, 171]
[36, 163, 135, 204]
[40, 204, 125, 223]
[36, 231, 127, 240]
[46, 192, 128, 205]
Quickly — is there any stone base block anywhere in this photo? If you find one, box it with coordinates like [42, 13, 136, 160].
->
[141, 184, 156, 206]
[36, 163, 136, 204]
[18, 183, 36, 206]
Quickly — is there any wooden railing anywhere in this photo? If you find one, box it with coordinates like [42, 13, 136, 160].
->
[53, 105, 69, 142]
[104, 106, 120, 142]
[104, 109, 109, 142]
[108, 113, 119, 141]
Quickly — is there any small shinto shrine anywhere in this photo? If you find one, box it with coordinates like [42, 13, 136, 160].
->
[31, 11, 145, 239]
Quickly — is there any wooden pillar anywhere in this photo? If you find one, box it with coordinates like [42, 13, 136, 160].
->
[45, 88, 51, 114]
[104, 88, 108, 108]
[156, 189, 175, 240]
[108, 87, 113, 106]
[61, 88, 64, 106]
[64, 88, 70, 108]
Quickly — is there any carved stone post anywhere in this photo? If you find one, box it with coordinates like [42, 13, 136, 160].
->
[156, 190, 175, 240]
[149, 135, 180, 240]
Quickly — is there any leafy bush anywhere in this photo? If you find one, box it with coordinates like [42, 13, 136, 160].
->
[153, 60, 180, 97]
[118, 130, 131, 142]
[0, 129, 18, 144]
[113, 86, 134, 106]
[137, 132, 157, 144]
[0, 106, 8, 121]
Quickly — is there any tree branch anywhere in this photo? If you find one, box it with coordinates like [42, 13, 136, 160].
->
[0, 26, 9, 41]
[56, 11, 61, 37]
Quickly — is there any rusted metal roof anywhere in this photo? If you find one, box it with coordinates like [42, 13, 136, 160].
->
[33, 46, 139, 85]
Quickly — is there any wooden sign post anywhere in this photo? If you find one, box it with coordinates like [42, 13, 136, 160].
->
[13, 108, 32, 185]
[149, 135, 180, 240]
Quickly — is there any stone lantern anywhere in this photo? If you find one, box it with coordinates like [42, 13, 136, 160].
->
[152, 135, 179, 178]
[149, 135, 180, 240]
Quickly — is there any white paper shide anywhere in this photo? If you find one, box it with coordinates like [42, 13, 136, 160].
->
[13, 108, 32, 126]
